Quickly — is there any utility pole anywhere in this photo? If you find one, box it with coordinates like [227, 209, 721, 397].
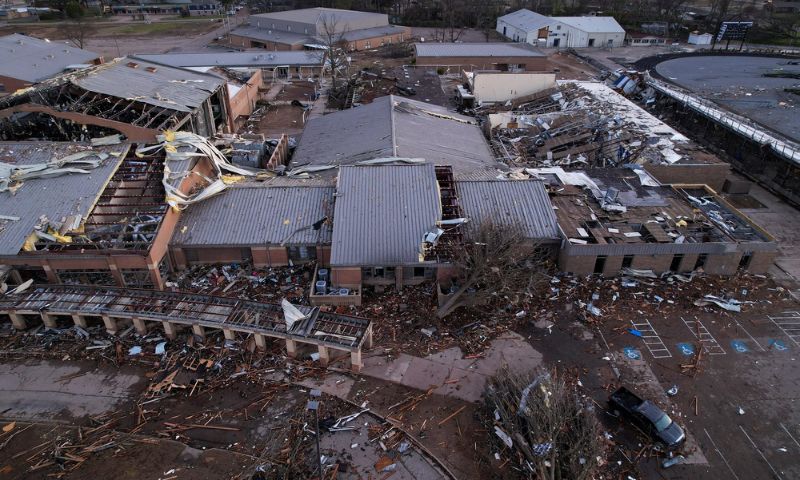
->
[307, 389, 323, 479]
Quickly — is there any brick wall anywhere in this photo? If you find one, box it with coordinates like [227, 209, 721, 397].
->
[332, 267, 361, 287]
[703, 252, 742, 275]
[631, 254, 673, 273]
[745, 251, 776, 274]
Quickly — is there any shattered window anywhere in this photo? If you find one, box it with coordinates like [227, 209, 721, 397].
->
[57, 269, 116, 286]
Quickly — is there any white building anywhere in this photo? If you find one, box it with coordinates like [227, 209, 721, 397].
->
[496, 9, 625, 48]
[458, 71, 556, 106]
[688, 32, 713, 45]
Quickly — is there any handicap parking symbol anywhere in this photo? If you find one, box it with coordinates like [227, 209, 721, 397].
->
[731, 340, 749, 353]
[677, 343, 695, 356]
[623, 347, 642, 360]
[769, 339, 789, 351]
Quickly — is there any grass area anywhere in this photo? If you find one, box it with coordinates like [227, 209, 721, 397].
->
[109, 20, 218, 35]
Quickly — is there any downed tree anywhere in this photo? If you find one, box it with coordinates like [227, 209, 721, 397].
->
[485, 367, 605, 480]
[436, 220, 552, 318]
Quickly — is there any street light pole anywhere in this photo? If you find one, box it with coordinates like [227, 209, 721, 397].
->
[308, 389, 323, 479]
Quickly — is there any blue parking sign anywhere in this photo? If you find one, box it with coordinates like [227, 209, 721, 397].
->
[730, 340, 749, 353]
[623, 347, 642, 360]
[769, 339, 789, 351]
[677, 343, 695, 356]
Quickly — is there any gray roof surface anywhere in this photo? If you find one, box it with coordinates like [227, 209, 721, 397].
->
[556, 16, 625, 33]
[330, 164, 441, 266]
[135, 51, 324, 68]
[414, 42, 544, 58]
[252, 7, 385, 25]
[0, 142, 129, 256]
[497, 9, 553, 32]
[0, 34, 99, 83]
[72, 57, 225, 112]
[230, 26, 310, 45]
[291, 95, 500, 177]
[456, 180, 560, 241]
[171, 185, 333, 246]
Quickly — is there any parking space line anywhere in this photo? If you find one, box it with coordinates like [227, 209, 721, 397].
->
[780, 423, 800, 450]
[704, 428, 741, 480]
[739, 425, 783, 480]
[630, 320, 672, 358]
[769, 312, 800, 347]
[733, 319, 766, 352]
[682, 317, 726, 355]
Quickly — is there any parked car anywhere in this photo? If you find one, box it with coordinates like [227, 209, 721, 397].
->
[608, 387, 686, 449]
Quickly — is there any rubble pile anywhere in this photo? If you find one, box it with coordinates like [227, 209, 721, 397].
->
[540, 270, 787, 328]
[170, 261, 315, 303]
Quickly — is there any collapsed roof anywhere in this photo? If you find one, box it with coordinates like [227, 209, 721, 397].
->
[0, 57, 226, 142]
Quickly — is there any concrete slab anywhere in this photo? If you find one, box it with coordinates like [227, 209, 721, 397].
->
[359, 332, 543, 402]
[0, 360, 145, 420]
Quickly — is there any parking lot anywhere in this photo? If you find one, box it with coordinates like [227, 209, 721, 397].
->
[600, 305, 800, 479]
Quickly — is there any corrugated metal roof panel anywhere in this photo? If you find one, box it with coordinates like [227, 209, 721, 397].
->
[171, 185, 333, 246]
[290, 95, 501, 177]
[0, 142, 129, 256]
[456, 180, 560, 240]
[414, 42, 544, 58]
[330, 164, 441, 266]
[556, 16, 625, 34]
[0, 34, 99, 82]
[72, 57, 225, 112]
[136, 51, 324, 68]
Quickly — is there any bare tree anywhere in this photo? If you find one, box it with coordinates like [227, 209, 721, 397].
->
[436, 220, 552, 319]
[61, 1, 94, 49]
[318, 13, 350, 88]
[486, 367, 605, 480]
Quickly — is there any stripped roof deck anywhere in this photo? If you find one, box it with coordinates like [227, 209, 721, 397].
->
[1, 285, 370, 351]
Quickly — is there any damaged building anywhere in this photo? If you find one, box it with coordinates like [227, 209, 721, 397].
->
[537, 166, 777, 276]
[290, 95, 504, 178]
[0, 141, 174, 288]
[487, 80, 732, 192]
[0, 57, 231, 142]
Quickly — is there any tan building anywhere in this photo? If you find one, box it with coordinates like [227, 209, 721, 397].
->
[230, 7, 410, 51]
[414, 42, 550, 72]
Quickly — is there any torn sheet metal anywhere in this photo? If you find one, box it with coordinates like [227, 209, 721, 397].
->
[281, 299, 308, 331]
[354, 157, 427, 166]
[135, 131, 261, 210]
[694, 295, 742, 312]
[0, 150, 109, 193]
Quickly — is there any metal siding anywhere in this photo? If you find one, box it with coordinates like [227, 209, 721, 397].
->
[73, 58, 225, 112]
[0, 34, 99, 83]
[0, 142, 129, 255]
[330, 164, 441, 266]
[171, 186, 334, 246]
[456, 180, 559, 240]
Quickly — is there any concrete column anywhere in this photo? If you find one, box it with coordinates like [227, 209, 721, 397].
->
[101, 315, 117, 334]
[132, 318, 147, 336]
[72, 314, 87, 329]
[317, 345, 329, 367]
[254, 334, 266, 350]
[395, 266, 403, 291]
[107, 262, 125, 287]
[162, 321, 177, 340]
[364, 325, 373, 349]
[41, 313, 58, 329]
[350, 350, 363, 373]
[192, 324, 206, 341]
[223, 329, 236, 341]
[286, 338, 297, 358]
[8, 313, 27, 330]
